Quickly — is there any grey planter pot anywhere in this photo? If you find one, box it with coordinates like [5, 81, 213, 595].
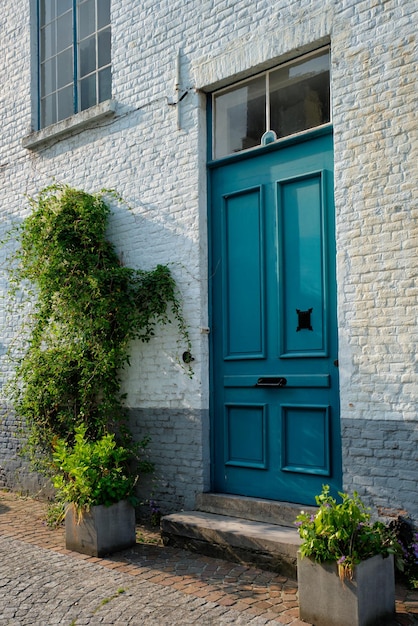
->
[297, 552, 395, 626]
[65, 500, 136, 557]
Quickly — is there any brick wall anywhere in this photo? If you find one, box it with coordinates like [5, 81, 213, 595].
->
[331, 1, 417, 521]
[0, 0, 416, 521]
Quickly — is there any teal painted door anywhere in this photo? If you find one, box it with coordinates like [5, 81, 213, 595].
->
[210, 131, 341, 505]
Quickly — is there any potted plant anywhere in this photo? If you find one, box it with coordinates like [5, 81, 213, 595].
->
[52, 424, 138, 557]
[295, 485, 400, 626]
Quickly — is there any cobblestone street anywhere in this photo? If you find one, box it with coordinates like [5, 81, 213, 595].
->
[0, 491, 417, 625]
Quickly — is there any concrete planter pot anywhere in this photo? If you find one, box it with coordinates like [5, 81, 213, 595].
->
[65, 500, 136, 557]
[297, 552, 395, 626]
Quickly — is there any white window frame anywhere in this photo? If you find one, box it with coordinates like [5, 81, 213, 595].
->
[212, 47, 332, 160]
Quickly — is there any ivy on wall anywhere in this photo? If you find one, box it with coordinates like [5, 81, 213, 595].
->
[6, 184, 191, 471]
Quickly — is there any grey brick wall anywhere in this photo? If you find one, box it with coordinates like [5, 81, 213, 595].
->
[0, 408, 52, 496]
[129, 408, 210, 513]
[342, 418, 418, 522]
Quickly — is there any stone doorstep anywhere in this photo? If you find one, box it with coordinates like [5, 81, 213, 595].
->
[161, 509, 303, 578]
[195, 492, 316, 526]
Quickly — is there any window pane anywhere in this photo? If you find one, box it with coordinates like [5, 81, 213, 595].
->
[78, 0, 95, 40]
[57, 11, 73, 52]
[57, 85, 74, 121]
[270, 50, 330, 139]
[57, 48, 73, 89]
[80, 74, 96, 110]
[57, 0, 72, 16]
[41, 22, 56, 59]
[98, 66, 111, 102]
[41, 93, 57, 127]
[40, 58, 56, 96]
[79, 35, 96, 77]
[214, 76, 266, 159]
[40, 0, 112, 127]
[40, 0, 55, 26]
[97, 0, 110, 30]
[98, 27, 111, 68]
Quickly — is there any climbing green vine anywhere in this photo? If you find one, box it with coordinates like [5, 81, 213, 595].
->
[7, 184, 191, 471]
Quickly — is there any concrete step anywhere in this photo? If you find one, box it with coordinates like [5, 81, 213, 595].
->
[161, 494, 316, 577]
[195, 492, 315, 527]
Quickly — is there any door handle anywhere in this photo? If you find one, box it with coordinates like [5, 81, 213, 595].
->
[255, 377, 287, 388]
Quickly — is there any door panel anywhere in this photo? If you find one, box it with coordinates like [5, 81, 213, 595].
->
[223, 187, 265, 358]
[281, 404, 330, 475]
[279, 172, 327, 356]
[210, 131, 341, 505]
[225, 403, 268, 468]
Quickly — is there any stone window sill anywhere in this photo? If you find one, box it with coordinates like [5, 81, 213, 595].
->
[22, 100, 117, 150]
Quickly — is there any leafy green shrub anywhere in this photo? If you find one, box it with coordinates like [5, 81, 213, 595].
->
[295, 485, 400, 580]
[52, 423, 137, 513]
[46, 500, 66, 528]
[6, 184, 191, 470]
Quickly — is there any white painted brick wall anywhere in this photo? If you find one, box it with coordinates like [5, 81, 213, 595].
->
[0, 0, 417, 519]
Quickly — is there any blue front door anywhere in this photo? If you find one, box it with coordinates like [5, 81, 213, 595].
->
[210, 130, 341, 505]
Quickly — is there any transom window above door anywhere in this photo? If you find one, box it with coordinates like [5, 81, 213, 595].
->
[38, 0, 111, 129]
[213, 48, 330, 159]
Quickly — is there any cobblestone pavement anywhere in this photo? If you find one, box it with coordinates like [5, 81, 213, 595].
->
[0, 491, 417, 625]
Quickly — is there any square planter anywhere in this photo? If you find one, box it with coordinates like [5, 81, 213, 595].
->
[65, 500, 136, 557]
[297, 552, 395, 626]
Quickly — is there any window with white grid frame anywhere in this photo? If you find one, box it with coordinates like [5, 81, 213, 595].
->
[39, 0, 111, 129]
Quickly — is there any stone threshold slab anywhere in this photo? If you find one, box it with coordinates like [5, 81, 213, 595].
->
[161, 510, 302, 577]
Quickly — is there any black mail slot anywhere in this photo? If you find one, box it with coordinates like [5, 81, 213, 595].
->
[255, 377, 287, 388]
